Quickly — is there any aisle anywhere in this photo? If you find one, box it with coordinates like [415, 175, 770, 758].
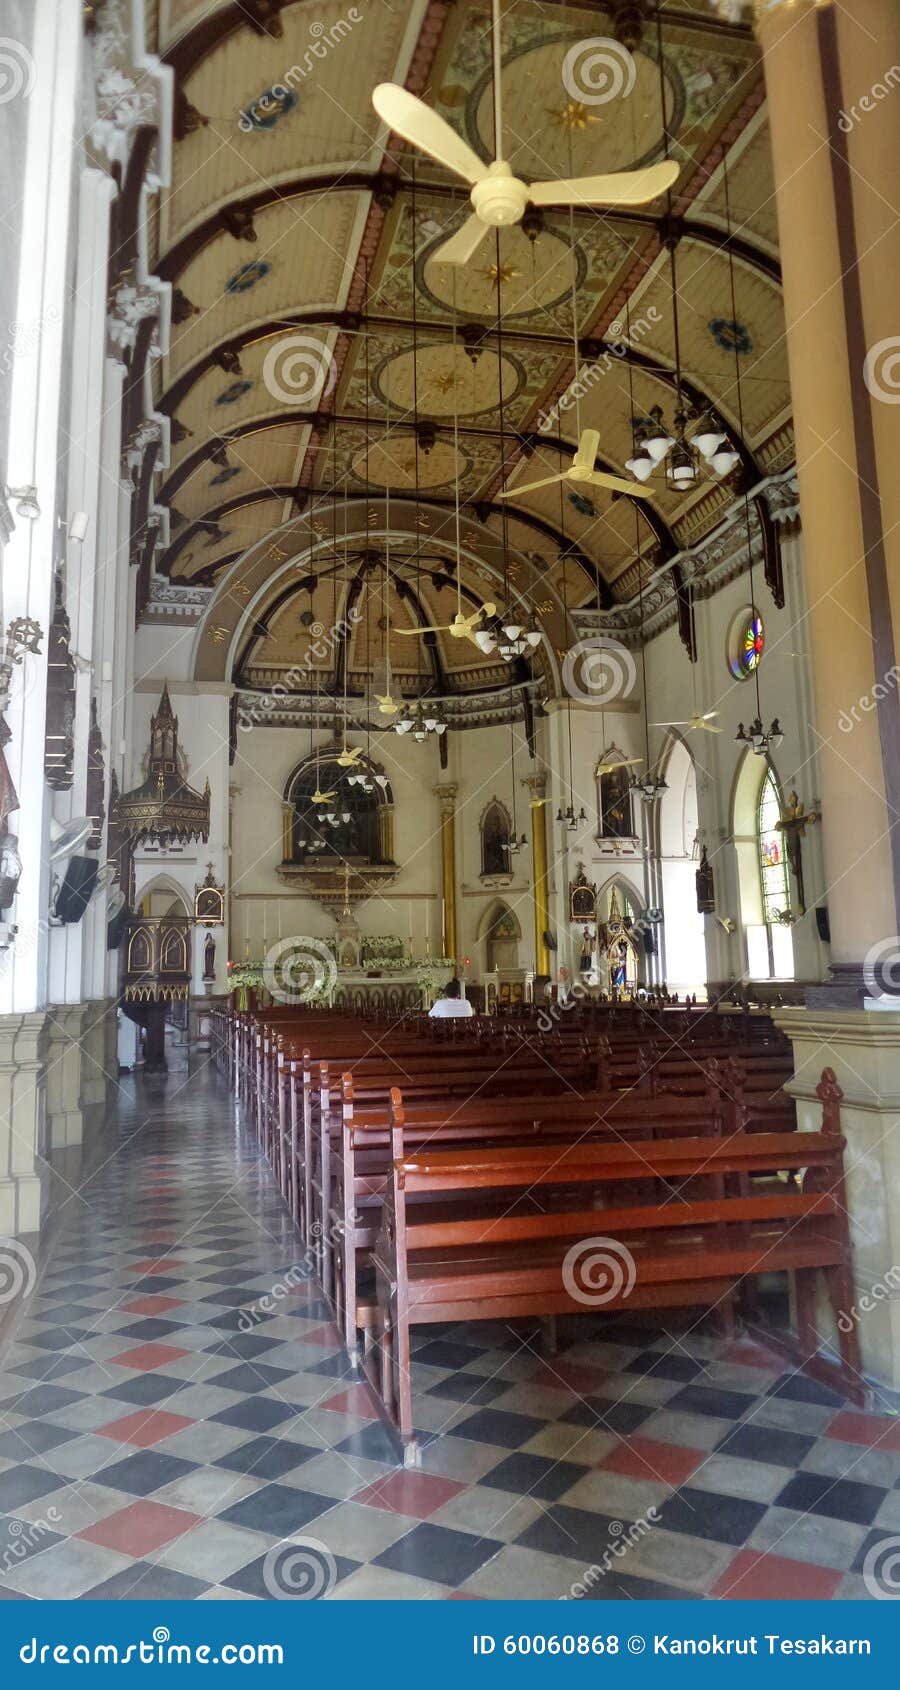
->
[0, 1067, 884, 1600]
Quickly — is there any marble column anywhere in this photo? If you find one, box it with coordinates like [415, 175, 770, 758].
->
[755, 0, 900, 1390]
[753, 0, 900, 997]
[523, 774, 551, 978]
[433, 785, 458, 961]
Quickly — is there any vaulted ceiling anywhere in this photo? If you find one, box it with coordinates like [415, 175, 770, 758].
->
[143, 0, 791, 696]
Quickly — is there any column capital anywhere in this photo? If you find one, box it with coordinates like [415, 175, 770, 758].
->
[522, 773, 548, 798]
[432, 783, 458, 816]
[709, 0, 831, 32]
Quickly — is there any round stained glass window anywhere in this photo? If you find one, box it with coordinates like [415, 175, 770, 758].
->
[729, 608, 764, 680]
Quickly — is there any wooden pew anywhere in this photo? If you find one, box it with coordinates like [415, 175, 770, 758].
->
[372, 1069, 859, 1458]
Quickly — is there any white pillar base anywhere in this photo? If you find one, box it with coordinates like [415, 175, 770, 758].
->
[0, 1013, 49, 1234]
[44, 1006, 88, 1150]
[777, 1007, 900, 1392]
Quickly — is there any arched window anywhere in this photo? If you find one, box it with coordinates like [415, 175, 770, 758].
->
[757, 768, 790, 923]
[480, 800, 511, 877]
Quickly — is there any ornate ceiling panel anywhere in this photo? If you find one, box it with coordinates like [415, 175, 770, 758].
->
[142, 0, 792, 688]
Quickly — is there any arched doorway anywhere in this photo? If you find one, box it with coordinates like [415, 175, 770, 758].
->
[658, 736, 708, 998]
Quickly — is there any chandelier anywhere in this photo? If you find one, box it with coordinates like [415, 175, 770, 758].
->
[626, 405, 740, 492]
[734, 716, 783, 755]
[556, 800, 587, 832]
[394, 700, 447, 738]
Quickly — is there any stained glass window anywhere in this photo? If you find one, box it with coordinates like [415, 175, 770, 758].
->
[757, 769, 790, 924]
[730, 611, 764, 679]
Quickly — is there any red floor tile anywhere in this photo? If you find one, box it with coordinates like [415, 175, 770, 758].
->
[78, 1500, 202, 1556]
[129, 1258, 184, 1275]
[600, 1436, 702, 1487]
[121, 1295, 184, 1315]
[713, 1550, 843, 1601]
[109, 1342, 190, 1371]
[720, 1339, 784, 1371]
[826, 1410, 900, 1452]
[355, 1470, 466, 1518]
[96, 1409, 196, 1448]
[320, 1385, 378, 1419]
[531, 1360, 608, 1394]
[300, 1323, 342, 1347]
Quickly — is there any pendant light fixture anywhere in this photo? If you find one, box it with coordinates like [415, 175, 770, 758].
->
[625, 16, 739, 495]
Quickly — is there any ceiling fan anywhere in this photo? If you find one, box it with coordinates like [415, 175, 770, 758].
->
[650, 709, 722, 735]
[375, 691, 400, 716]
[336, 744, 364, 767]
[311, 785, 337, 804]
[372, 1, 678, 269]
[395, 602, 496, 647]
[500, 429, 655, 503]
[597, 756, 643, 775]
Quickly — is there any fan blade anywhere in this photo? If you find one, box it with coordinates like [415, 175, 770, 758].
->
[700, 711, 720, 720]
[527, 159, 680, 209]
[394, 623, 447, 636]
[499, 473, 566, 498]
[698, 723, 723, 734]
[573, 428, 600, 470]
[582, 469, 655, 499]
[372, 85, 488, 186]
[649, 720, 690, 728]
[432, 213, 488, 266]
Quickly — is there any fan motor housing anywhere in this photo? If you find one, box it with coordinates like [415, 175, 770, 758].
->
[471, 165, 528, 227]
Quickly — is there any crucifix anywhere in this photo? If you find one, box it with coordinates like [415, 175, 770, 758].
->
[775, 790, 819, 915]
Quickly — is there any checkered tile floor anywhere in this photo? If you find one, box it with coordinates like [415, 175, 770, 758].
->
[0, 1065, 895, 1600]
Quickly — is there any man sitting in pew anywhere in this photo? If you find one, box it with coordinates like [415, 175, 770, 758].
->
[428, 978, 474, 1020]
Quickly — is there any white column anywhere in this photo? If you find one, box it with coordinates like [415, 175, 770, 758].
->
[1, 0, 81, 1020]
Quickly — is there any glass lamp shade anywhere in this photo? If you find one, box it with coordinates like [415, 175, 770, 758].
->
[502, 623, 523, 642]
[644, 424, 675, 464]
[395, 718, 412, 734]
[423, 710, 439, 731]
[690, 419, 725, 460]
[666, 442, 699, 489]
[525, 629, 542, 648]
[710, 443, 740, 476]
[626, 446, 655, 483]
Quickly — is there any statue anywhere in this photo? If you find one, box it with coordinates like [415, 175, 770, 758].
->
[203, 933, 216, 981]
[695, 845, 715, 914]
[578, 926, 593, 974]
[775, 790, 819, 915]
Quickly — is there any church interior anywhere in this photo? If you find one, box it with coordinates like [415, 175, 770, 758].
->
[0, 0, 898, 1605]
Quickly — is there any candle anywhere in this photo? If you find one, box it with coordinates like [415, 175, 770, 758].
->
[262, 901, 268, 949]
[277, 900, 282, 941]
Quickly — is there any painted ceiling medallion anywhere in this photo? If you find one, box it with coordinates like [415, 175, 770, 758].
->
[225, 259, 272, 295]
[373, 341, 523, 419]
[214, 380, 254, 406]
[547, 99, 601, 132]
[239, 86, 299, 132]
[351, 436, 466, 493]
[422, 224, 578, 320]
[709, 317, 754, 354]
[471, 39, 682, 179]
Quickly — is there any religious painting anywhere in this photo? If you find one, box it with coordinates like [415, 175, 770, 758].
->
[480, 799, 511, 877]
[596, 758, 634, 839]
[569, 867, 596, 923]
[194, 864, 225, 925]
